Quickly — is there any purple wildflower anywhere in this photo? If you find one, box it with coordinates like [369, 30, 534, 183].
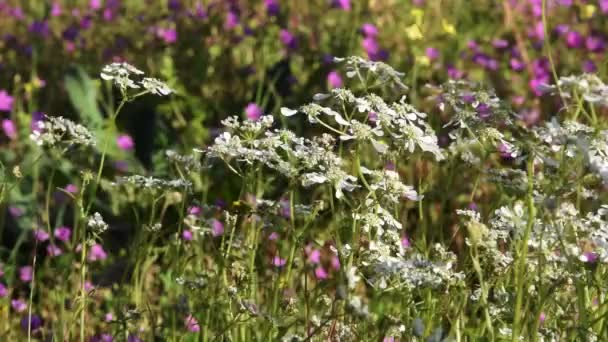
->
[188, 206, 202, 216]
[211, 219, 224, 237]
[279, 29, 297, 50]
[33, 229, 50, 242]
[225, 11, 239, 30]
[185, 315, 201, 332]
[492, 39, 509, 49]
[20, 314, 43, 332]
[327, 71, 343, 89]
[361, 23, 378, 38]
[90, 0, 102, 10]
[244, 103, 263, 121]
[47, 244, 63, 257]
[586, 35, 605, 53]
[566, 31, 583, 48]
[157, 28, 177, 44]
[264, 0, 280, 16]
[314, 266, 329, 280]
[426, 47, 440, 61]
[308, 249, 321, 264]
[88, 244, 108, 262]
[182, 229, 193, 241]
[11, 299, 27, 312]
[272, 255, 286, 267]
[0, 90, 14, 112]
[580, 251, 598, 263]
[117, 134, 134, 150]
[332, 0, 351, 10]
[510, 58, 525, 72]
[51, 2, 62, 16]
[583, 60, 597, 73]
[0, 283, 7, 297]
[402, 235, 411, 249]
[54, 226, 72, 242]
[2, 119, 17, 140]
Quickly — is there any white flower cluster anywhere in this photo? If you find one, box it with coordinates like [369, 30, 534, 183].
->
[542, 74, 608, 107]
[205, 115, 359, 199]
[114, 175, 192, 191]
[30, 115, 96, 148]
[334, 56, 408, 90]
[87, 212, 108, 234]
[100, 62, 172, 96]
[282, 92, 444, 161]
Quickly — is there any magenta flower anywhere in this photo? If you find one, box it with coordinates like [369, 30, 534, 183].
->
[105, 312, 114, 322]
[84, 281, 95, 291]
[0, 90, 14, 112]
[586, 35, 605, 53]
[361, 37, 379, 56]
[368, 111, 378, 122]
[54, 226, 72, 242]
[510, 58, 525, 72]
[268, 232, 279, 241]
[88, 244, 108, 262]
[492, 39, 509, 49]
[580, 251, 598, 263]
[314, 266, 329, 280]
[51, 2, 62, 16]
[185, 314, 200, 332]
[583, 60, 597, 73]
[402, 235, 411, 249]
[182, 229, 193, 241]
[9, 206, 24, 217]
[211, 219, 224, 237]
[280, 29, 298, 50]
[20, 314, 42, 332]
[33, 229, 50, 242]
[2, 119, 17, 140]
[225, 11, 239, 30]
[90, 0, 102, 10]
[308, 249, 321, 264]
[157, 28, 177, 44]
[331, 255, 340, 270]
[539, 312, 546, 323]
[11, 299, 27, 312]
[332, 0, 351, 10]
[47, 244, 63, 257]
[264, 0, 280, 16]
[361, 23, 378, 38]
[272, 255, 286, 267]
[64, 184, 79, 194]
[188, 206, 201, 216]
[117, 134, 134, 150]
[0, 283, 7, 298]
[425, 47, 440, 61]
[566, 31, 583, 48]
[327, 71, 343, 89]
[601, 0, 608, 13]
[244, 103, 263, 121]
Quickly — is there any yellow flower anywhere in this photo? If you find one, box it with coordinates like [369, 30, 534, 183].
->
[442, 19, 456, 35]
[410, 8, 424, 26]
[417, 55, 430, 66]
[582, 4, 596, 19]
[406, 24, 423, 41]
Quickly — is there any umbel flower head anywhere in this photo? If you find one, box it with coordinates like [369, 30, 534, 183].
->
[101, 62, 172, 97]
[30, 115, 95, 148]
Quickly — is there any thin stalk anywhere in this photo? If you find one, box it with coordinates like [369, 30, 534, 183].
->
[512, 155, 536, 341]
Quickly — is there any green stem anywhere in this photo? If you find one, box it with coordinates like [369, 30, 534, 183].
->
[512, 155, 536, 341]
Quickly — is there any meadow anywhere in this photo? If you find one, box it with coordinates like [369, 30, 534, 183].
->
[0, 0, 607, 341]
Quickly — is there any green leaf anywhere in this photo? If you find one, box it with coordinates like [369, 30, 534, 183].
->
[64, 65, 103, 130]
